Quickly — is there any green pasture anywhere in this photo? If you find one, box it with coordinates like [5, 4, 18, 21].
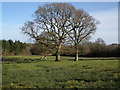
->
[2, 56, 120, 88]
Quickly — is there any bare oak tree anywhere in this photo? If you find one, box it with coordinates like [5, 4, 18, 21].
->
[21, 3, 99, 61]
[67, 9, 99, 61]
[21, 3, 76, 61]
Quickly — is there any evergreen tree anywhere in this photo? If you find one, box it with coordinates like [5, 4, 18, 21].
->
[8, 39, 14, 53]
[14, 40, 20, 55]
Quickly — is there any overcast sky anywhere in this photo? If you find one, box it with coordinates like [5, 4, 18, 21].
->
[1, 2, 118, 44]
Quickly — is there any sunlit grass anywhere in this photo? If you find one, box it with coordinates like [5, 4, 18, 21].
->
[2, 56, 120, 88]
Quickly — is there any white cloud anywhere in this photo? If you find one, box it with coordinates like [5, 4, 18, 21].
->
[89, 8, 118, 44]
[2, 28, 30, 43]
[2, 8, 118, 45]
[2, 22, 31, 42]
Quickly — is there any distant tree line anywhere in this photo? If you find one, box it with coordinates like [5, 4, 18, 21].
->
[1, 40, 28, 55]
[30, 38, 120, 57]
[1, 38, 120, 57]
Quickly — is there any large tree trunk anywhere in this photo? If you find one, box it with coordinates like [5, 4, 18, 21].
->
[55, 44, 61, 61]
[55, 49, 60, 61]
[75, 46, 79, 61]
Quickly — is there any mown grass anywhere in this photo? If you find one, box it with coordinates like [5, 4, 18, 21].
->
[2, 56, 120, 88]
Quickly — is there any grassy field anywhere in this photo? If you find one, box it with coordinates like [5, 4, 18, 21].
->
[2, 56, 120, 88]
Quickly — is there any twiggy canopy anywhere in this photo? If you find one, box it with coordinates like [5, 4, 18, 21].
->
[21, 3, 99, 61]
[67, 9, 99, 45]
